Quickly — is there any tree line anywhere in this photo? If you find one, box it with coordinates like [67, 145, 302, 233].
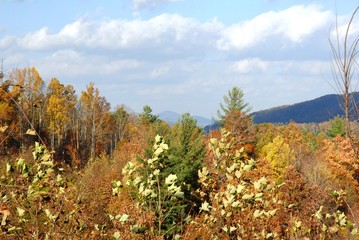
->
[0, 67, 143, 167]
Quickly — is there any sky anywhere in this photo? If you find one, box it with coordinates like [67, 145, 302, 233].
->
[0, 0, 359, 118]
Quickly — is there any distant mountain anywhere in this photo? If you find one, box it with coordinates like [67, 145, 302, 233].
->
[159, 92, 359, 130]
[158, 111, 214, 127]
[252, 92, 359, 124]
[203, 122, 221, 134]
[193, 115, 215, 127]
[158, 111, 180, 126]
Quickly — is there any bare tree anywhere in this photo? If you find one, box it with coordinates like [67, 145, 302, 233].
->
[329, 6, 359, 138]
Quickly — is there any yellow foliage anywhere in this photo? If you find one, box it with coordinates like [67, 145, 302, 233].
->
[46, 78, 77, 144]
[261, 136, 295, 181]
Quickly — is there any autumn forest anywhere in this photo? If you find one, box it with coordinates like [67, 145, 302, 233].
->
[0, 64, 359, 240]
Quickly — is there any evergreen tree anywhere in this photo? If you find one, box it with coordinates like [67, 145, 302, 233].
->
[215, 87, 251, 126]
[327, 115, 346, 138]
[139, 105, 160, 124]
[167, 113, 205, 189]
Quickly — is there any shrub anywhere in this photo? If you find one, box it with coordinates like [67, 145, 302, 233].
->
[0, 142, 84, 239]
[184, 130, 359, 239]
[260, 136, 295, 182]
[112, 135, 189, 239]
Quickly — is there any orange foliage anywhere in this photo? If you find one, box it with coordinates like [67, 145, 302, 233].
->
[319, 136, 359, 210]
[224, 110, 254, 146]
[108, 188, 160, 240]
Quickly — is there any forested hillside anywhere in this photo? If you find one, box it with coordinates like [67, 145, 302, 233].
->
[252, 93, 359, 124]
[1, 71, 359, 239]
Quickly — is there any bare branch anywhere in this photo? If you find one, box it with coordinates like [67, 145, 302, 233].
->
[329, 6, 359, 138]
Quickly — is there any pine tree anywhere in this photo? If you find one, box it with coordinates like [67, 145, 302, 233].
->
[167, 113, 206, 192]
[327, 115, 345, 138]
[138, 105, 160, 124]
[215, 87, 251, 127]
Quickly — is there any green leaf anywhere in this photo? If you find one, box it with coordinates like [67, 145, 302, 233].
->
[153, 169, 160, 176]
[268, 209, 277, 216]
[184, 215, 192, 224]
[119, 214, 129, 223]
[242, 164, 252, 172]
[210, 138, 218, 146]
[200, 201, 211, 212]
[254, 177, 267, 190]
[113, 231, 121, 239]
[155, 134, 162, 143]
[253, 209, 262, 218]
[26, 129, 36, 136]
[6, 163, 12, 174]
[242, 193, 253, 200]
[16, 158, 25, 167]
[16, 207, 25, 217]
[41, 160, 54, 167]
[7, 226, 16, 232]
[165, 174, 178, 185]
[174, 191, 184, 199]
[41, 153, 52, 162]
[56, 174, 63, 182]
[153, 147, 164, 156]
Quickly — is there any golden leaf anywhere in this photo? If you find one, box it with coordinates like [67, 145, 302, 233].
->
[0, 205, 11, 226]
[26, 129, 36, 136]
[0, 125, 8, 133]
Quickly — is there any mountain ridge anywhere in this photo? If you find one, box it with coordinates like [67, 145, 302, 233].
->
[252, 92, 359, 124]
[157, 111, 214, 127]
[158, 92, 359, 128]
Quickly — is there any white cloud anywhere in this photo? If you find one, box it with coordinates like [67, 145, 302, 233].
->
[0, 36, 15, 49]
[17, 14, 222, 55]
[150, 66, 170, 79]
[217, 4, 332, 51]
[38, 50, 140, 77]
[132, 0, 178, 11]
[228, 58, 269, 74]
[228, 58, 331, 76]
[1, 3, 347, 117]
[329, 13, 359, 46]
[13, 5, 333, 61]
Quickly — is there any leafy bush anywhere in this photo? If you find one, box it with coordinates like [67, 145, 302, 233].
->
[0, 142, 84, 239]
[112, 135, 190, 239]
[184, 130, 359, 239]
[260, 136, 295, 181]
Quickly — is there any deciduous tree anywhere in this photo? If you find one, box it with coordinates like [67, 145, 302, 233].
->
[8, 67, 45, 146]
[329, 6, 359, 138]
[79, 82, 110, 161]
[46, 78, 77, 151]
[113, 105, 130, 144]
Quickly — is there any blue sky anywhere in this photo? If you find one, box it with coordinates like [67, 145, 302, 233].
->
[1, 0, 359, 118]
